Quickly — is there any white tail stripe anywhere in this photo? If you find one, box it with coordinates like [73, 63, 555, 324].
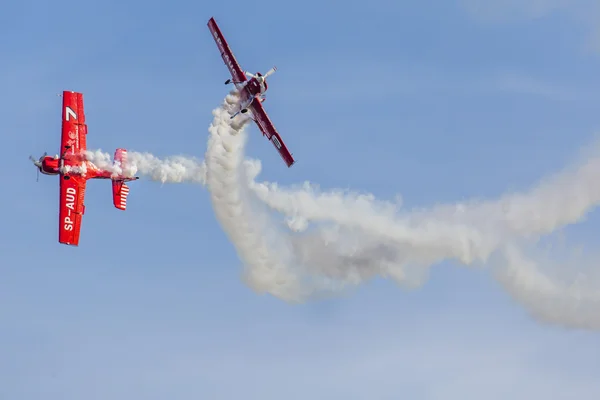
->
[120, 187, 129, 209]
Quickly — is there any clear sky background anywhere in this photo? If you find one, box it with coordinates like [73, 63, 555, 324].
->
[2, 0, 600, 398]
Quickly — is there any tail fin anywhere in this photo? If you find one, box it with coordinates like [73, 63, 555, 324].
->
[112, 148, 130, 211]
[113, 148, 128, 175]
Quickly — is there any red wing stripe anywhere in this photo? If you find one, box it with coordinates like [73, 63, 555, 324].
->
[207, 17, 247, 84]
[249, 101, 295, 167]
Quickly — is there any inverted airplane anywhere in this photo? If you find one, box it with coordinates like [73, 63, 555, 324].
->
[30, 90, 139, 246]
[207, 17, 296, 167]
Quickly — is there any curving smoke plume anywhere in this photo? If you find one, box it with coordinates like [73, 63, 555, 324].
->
[86, 96, 600, 330]
[203, 91, 307, 301]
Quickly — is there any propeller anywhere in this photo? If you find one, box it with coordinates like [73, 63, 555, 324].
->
[245, 66, 277, 84]
[263, 66, 277, 78]
[29, 152, 46, 182]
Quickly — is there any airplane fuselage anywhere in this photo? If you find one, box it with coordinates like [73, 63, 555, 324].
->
[37, 154, 133, 181]
[236, 74, 268, 107]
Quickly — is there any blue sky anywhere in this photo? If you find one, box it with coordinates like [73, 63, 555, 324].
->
[2, 0, 600, 398]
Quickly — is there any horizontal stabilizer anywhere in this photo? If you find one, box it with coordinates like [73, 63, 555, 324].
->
[112, 148, 130, 211]
[112, 181, 130, 211]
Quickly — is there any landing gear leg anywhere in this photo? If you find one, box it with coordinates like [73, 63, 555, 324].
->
[230, 106, 249, 119]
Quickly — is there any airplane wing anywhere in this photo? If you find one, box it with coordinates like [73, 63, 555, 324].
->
[61, 91, 87, 157]
[59, 175, 87, 246]
[207, 17, 247, 86]
[249, 99, 295, 167]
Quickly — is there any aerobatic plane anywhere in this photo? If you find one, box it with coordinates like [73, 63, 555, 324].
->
[207, 17, 296, 167]
[30, 90, 139, 246]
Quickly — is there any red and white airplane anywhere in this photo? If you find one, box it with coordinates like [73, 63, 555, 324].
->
[30, 90, 139, 246]
[207, 17, 296, 167]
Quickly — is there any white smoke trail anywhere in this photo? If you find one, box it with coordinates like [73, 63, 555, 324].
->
[494, 244, 600, 329]
[203, 91, 308, 301]
[244, 145, 600, 329]
[85, 149, 207, 184]
[215, 116, 600, 328]
[86, 95, 600, 329]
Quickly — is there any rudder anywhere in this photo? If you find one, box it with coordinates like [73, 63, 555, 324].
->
[113, 148, 128, 174]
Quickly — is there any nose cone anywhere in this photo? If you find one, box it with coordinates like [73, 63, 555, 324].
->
[42, 156, 59, 173]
